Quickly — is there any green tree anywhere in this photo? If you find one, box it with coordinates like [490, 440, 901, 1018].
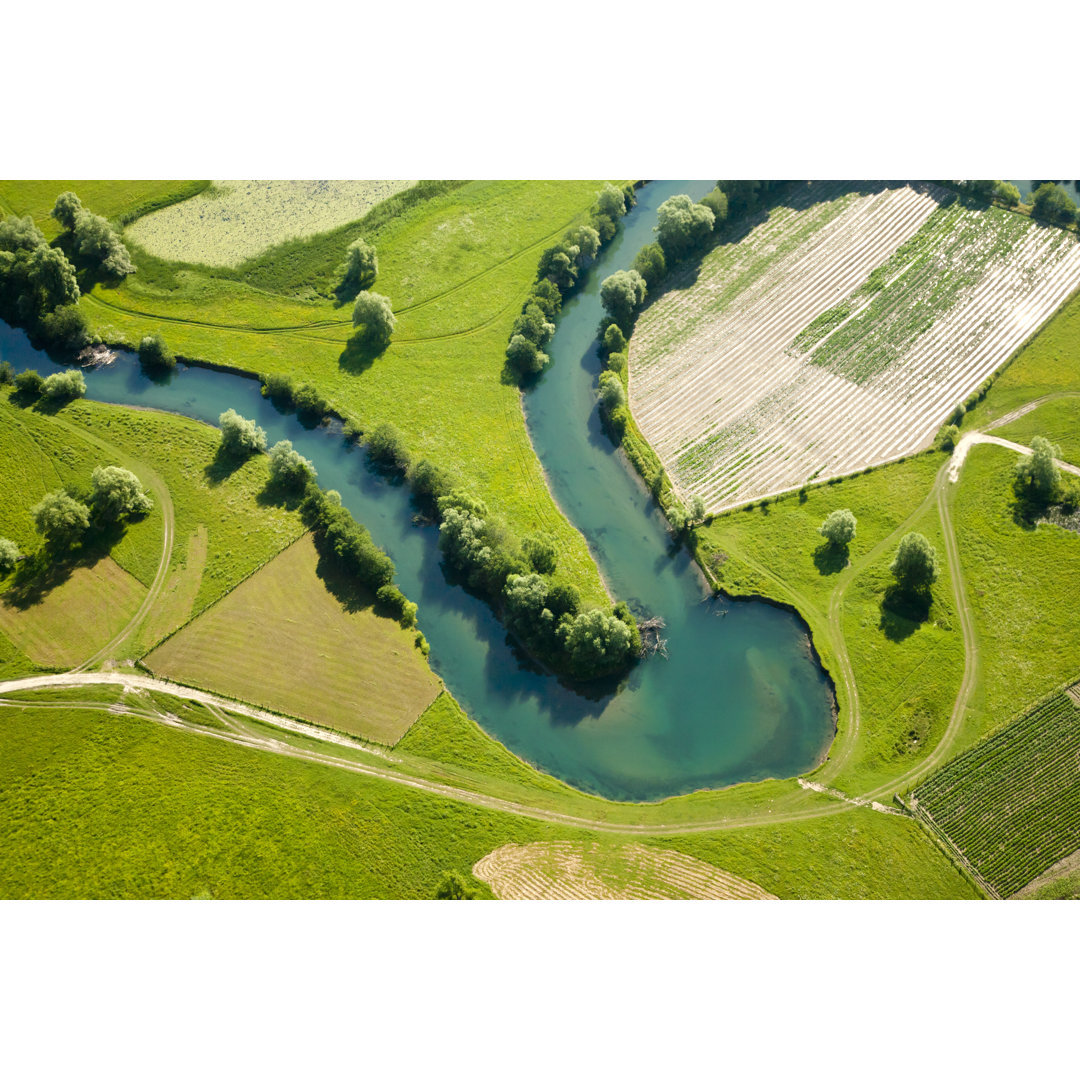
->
[505, 333, 549, 377]
[936, 424, 961, 451]
[38, 305, 90, 350]
[522, 534, 557, 575]
[366, 422, 409, 471]
[700, 187, 729, 224]
[0, 214, 46, 252]
[14, 370, 44, 396]
[1031, 183, 1078, 226]
[599, 269, 647, 329]
[91, 466, 153, 521]
[218, 409, 266, 457]
[597, 370, 626, 410]
[656, 195, 715, 261]
[688, 494, 706, 524]
[0, 537, 20, 574]
[559, 608, 633, 678]
[994, 181, 1021, 207]
[408, 459, 454, 508]
[351, 291, 396, 348]
[596, 182, 628, 220]
[819, 508, 856, 547]
[41, 369, 86, 400]
[1014, 436, 1061, 502]
[339, 237, 378, 291]
[891, 532, 939, 592]
[26, 246, 80, 313]
[435, 870, 477, 899]
[261, 372, 294, 402]
[138, 334, 176, 371]
[603, 323, 626, 355]
[574, 224, 601, 260]
[632, 242, 667, 289]
[268, 440, 317, 489]
[0, 360, 13, 385]
[72, 210, 136, 277]
[512, 302, 555, 347]
[292, 382, 328, 417]
[32, 490, 90, 547]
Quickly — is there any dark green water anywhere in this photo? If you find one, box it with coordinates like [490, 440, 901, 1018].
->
[0, 180, 835, 801]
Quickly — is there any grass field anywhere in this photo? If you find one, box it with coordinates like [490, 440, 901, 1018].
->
[126, 181, 416, 266]
[0, 693, 978, 899]
[992, 396, 1080, 464]
[913, 689, 1080, 896]
[629, 182, 1080, 512]
[144, 534, 441, 744]
[59, 179, 614, 606]
[0, 181, 208, 239]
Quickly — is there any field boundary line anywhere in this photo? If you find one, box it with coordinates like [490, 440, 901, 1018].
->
[908, 800, 1000, 899]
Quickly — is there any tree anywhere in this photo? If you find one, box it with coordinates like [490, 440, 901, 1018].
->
[14, 370, 44, 396]
[597, 370, 625, 410]
[292, 382, 328, 417]
[529, 280, 562, 320]
[718, 181, 766, 214]
[268, 440, 316, 489]
[434, 870, 476, 899]
[41, 369, 86, 400]
[26, 245, 80, 313]
[505, 333, 549, 377]
[261, 372, 294, 402]
[38, 305, 89, 350]
[599, 269, 647, 329]
[632, 242, 667, 289]
[655, 195, 715, 261]
[0, 360, 13, 385]
[936, 424, 961, 451]
[138, 334, 175, 371]
[51, 192, 83, 232]
[559, 608, 633, 678]
[408, 459, 454, 508]
[1031, 183, 1078, 227]
[71, 210, 136, 278]
[0, 537, 20, 574]
[994, 181, 1021, 207]
[1014, 436, 1060, 502]
[964, 180, 997, 200]
[700, 187, 729, 224]
[512, 301, 555, 347]
[0, 214, 46, 252]
[91, 466, 153, 521]
[522, 534, 557, 575]
[32, 490, 90, 547]
[574, 224, 601, 260]
[819, 508, 856, 547]
[218, 408, 266, 457]
[688, 494, 706, 524]
[339, 237, 378, 291]
[603, 323, 626, 355]
[596, 182, 628, 220]
[891, 532, 939, 592]
[351, 291, 395, 348]
[366, 422, 409, 471]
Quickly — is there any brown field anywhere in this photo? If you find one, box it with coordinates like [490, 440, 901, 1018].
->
[143, 534, 441, 744]
[473, 841, 777, 900]
[0, 558, 146, 669]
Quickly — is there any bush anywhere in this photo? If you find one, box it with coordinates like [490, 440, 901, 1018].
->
[505, 333, 549, 377]
[1014, 436, 1061, 503]
[0, 537, 20, 574]
[261, 371, 294, 402]
[434, 870, 476, 899]
[994, 181, 1021, 207]
[37, 305, 90, 351]
[936, 424, 961, 451]
[0, 360, 13, 385]
[14, 369, 44, 396]
[339, 238, 378, 291]
[351, 291, 396, 348]
[409, 459, 454, 511]
[138, 334, 176, 371]
[32, 490, 91, 547]
[891, 532, 939, 592]
[41, 369, 86, 400]
[90, 466, 153, 521]
[656, 195, 715, 261]
[632, 242, 667, 290]
[366, 422, 409, 472]
[522, 534, 557, 574]
[292, 381, 328, 418]
[376, 584, 418, 628]
[1031, 183, 1078, 227]
[700, 187, 729, 224]
[599, 269, 647, 330]
[218, 408, 267, 457]
[268, 440, 317, 489]
[819, 508, 856, 546]
[605, 350, 627, 377]
[602, 323, 626, 355]
[597, 370, 626, 410]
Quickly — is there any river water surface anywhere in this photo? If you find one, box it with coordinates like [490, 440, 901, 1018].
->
[0, 181, 835, 801]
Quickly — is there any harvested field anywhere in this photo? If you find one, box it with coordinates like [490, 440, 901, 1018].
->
[143, 533, 440, 744]
[629, 181, 1080, 512]
[912, 690, 1080, 897]
[125, 180, 415, 266]
[472, 841, 776, 899]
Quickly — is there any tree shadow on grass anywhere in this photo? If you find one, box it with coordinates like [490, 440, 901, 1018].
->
[878, 584, 932, 643]
[203, 446, 248, 486]
[310, 533, 376, 615]
[256, 478, 308, 514]
[813, 541, 848, 576]
[338, 336, 382, 377]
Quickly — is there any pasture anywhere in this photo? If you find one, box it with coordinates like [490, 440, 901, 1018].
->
[126, 180, 416, 266]
[629, 182, 1080, 512]
[144, 533, 441, 744]
[913, 688, 1080, 896]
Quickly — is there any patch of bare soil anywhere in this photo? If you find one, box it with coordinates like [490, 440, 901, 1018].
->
[1012, 847, 1080, 899]
[472, 841, 777, 900]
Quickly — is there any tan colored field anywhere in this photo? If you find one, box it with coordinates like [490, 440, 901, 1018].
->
[143, 533, 440, 744]
[125, 180, 415, 266]
[630, 181, 1080, 512]
[473, 841, 777, 899]
[0, 558, 146, 668]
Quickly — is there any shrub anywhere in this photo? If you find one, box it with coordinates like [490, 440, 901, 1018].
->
[605, 350, 627, 377]
[819, 508, 856, 546]
[599, 269, 647, 330]
[366, 422, 409, 472]
[602, 323, 626, 355]
[218, 408, 267, 457]
[505, 333, 549, 377]
[41, 369, 86, 400]
[138, 334, 176, 371]
[597, 370, 626, 410]
[293, 381, 328, 417]
[90, 466, 153, 521]
[434, 870, 476, 899]
[936, 424, 961, 451]
[0, 360, 13, 385]
[268, 440, 317, 489]
[339, 238, 378, 291]
[891, 532, 939, 592]
[994, 181, 1021, 207]
[1031, 183, 1078, 227]
[14, 369, 44, 396]
[351, 291, 396, 348]
[656, 194, 715, 261]
[1014, 436, 1060, 502]
[700, 187, 729, 224]
[632, 242, 667, 290]
[0, 537, 20, 574]
[37, 305, 90, 350]
[32, 490, 90, 547]
[409, 459, 455, 511]
[261, 371, 294, 402]
[522, 534, 557, 575]
[376, 584, 418, 628]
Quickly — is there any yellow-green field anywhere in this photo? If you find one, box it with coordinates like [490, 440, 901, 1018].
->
[144, 534, 441, 743]
[126, 180, 416, 265]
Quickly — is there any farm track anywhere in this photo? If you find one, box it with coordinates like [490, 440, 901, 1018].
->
[629, 182, 1080, 512]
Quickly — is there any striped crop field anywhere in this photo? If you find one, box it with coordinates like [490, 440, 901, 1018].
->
[629, 181, 1080, 513]
[912, 687, 1080, 897]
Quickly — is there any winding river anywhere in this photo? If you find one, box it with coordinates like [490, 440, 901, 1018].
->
[0, 181, 835, 801]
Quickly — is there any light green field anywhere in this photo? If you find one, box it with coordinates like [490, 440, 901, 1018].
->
[145, 533, 441, 744]
[126, 180, 416, 266]
[992, 396, 1080, 465]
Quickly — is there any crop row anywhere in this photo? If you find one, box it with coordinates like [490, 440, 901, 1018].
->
[914, 692, 1080, 895]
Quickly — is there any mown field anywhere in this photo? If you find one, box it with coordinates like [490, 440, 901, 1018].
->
[913, 689, 1080, 896]
[629, 182, 1080, 512]
[125, 180, 416, 266]
[145, 534, 441, 744]
[0, 693, 978, 899]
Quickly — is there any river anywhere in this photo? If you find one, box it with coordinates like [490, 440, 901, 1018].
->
[0, 180, 835, 801]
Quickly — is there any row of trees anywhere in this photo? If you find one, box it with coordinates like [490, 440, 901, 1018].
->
[10, 367, 86, 401]
[819, 506, 939, 592]
[959, 179, 1078, 227]
[51, 192, 135, 279]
